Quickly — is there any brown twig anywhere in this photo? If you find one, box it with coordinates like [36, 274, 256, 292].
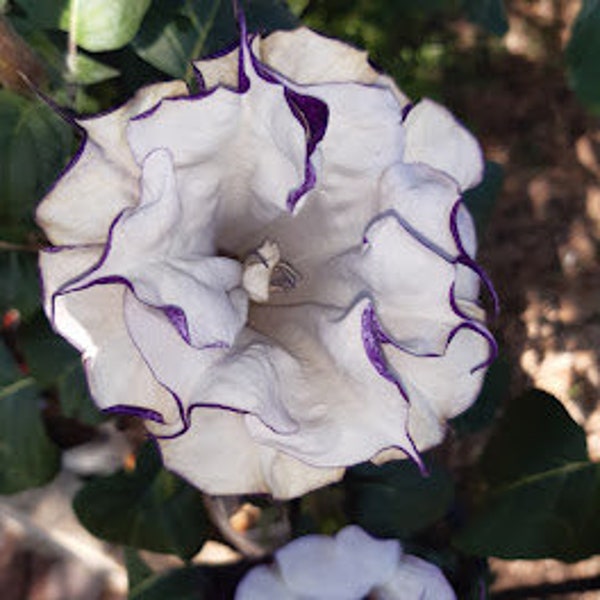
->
[0, 15, 46, 94]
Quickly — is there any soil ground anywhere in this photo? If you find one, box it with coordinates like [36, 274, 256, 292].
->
[449, 0, 600, 596]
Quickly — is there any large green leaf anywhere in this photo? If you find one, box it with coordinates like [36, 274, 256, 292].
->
[344, 454, 454, 538]
[73, 441, 209, 559]
[129, 562, 251, 600]
[132, 0, 297, 79]
[0, 342, 61, 493]
[455, 390, 600, 561]
[19, 310, 102, 424]
[64, 52, 120, 85]
[12, 0, 68, 29]
[129, 566, 213, 600]
[566, 0, 600, 114]
[19, 310, 80, 386]
[61, 0, 152, 52]
[0, 250, 40, 319]
[0, 90, 73, 229]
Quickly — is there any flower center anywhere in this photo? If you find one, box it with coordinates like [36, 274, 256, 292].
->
[242, 240, 300, 303]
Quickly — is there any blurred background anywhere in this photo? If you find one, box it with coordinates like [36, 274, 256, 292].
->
[1, 0, 599, 598]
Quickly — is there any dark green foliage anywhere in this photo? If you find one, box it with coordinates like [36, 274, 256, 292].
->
[345, 454, 455, 538]
[73, 442, 210, 559]
[0, 341, 60, 493]
[133, 0, 297, 79]
[19, 310, 102, 424]
[0, 250, 40, 319]
[455, 390, 600, 561]
[0, 90, 73, 232]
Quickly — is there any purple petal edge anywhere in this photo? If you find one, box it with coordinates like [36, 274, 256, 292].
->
[163, 306, 191, 344]
[449, 200, 499, 317]
[102, 404, 165, 423]
[361, 304, 410, 402]
[284, 88, 329, 211]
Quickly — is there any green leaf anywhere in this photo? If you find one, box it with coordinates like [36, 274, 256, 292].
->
[455, 390, 600, 561]
[0, 90, 74, 228]
[132, 0, 297, 79]
[344, 454, 454, 538]
[129, 566, 213, 600]
[566, 0, 600, 114]
[480, 389, 588, 487]
[12, 0, 68, 29]
[462, 161, 503, 236]
[19, 310, 102, 424]
[73, 441, 209, 559]
[0, 353, 60, 493]
[0, 339, 21, 385]
[0, 250, 40, 319]
[65, 52, 120, 85]
[124, 547, 154, 591]
[129, 562, 250, 600]
[58, 0, 152, 52]
[56, 360, 103, 424]
[19, 310, 80, 386]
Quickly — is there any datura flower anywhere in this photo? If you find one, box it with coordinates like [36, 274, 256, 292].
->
[37, 19, 495, 499]
[235, 525, 456, 599]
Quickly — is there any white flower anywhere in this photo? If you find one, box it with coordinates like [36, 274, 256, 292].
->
[37, 19, 495, 499]
[235, 525, 456, 599]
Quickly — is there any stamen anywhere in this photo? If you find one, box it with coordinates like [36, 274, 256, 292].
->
[242, 240, 300, 303]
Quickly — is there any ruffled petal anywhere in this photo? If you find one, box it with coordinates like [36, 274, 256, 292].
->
[123, 290, 298, 435]
[36, 81, 187, 245]
[56, 149, 247, 348]
[235, 565, 296, 600]
[403, 98, 484, 191]
[245, 300, 420, 467]
[387, 326, 491, 450]
[277, 525, 400, 599]
[126, 56, 308, 251]
[376, 555, 456, 600]
[154, 407, 343, 499]
[260, 27, 379, 86]
[193, 47, 240, 91]
[254, 80, 406, 273]
[40, 249, 180, 424]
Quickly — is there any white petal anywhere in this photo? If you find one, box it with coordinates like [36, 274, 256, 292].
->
[123, 292, 298, 435]
[376, 554, 456, 600]
[260, 27, 378, 86]
[126, 73, 307, 250]
[379, 162, 462, 258]
[235, 565, 296, 600]
[154, 406, 343, 499]
[387, 326, 490, 450]
[350, 216, 461, 355]
[41, 249, 180, 424]
[255, 81, 406, 271]
[60, 149, 247, 348]
[277, 526, 400, 598]
[193, 47, 240, 90]
[403, 99, 484, 191]
[36, 81, 187, 245]
[245, 300, 420, 467]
